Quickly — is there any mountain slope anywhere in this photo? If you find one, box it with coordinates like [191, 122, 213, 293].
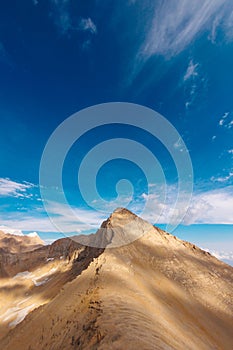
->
[0, 208, 232, 350]
[0, 230, 44, 254]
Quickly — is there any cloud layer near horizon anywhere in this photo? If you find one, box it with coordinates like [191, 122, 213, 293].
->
[1, 178, 233, 235]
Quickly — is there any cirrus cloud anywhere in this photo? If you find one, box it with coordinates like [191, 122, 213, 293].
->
[140, 0, 233, 59]
[0, 178, 35, 198]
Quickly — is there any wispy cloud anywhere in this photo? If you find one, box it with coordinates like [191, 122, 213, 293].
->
[0, 201, 105, 234]
[45, 200, 105, 232]
[183, 58, 203, 109]
[49, 0, 71, 34]
[49, 0, 97, 37]
[1, 180, 233, 235]
[211, 172, 233, 183]
[39, 185, 233, 228]
[218, 112, 233, 129]
[208, 15, 221, 43]
[140, 0, 232, 60]
[183, 187, 233, 224]
[223, 10, 233, 40]
[184, 60, 199, 81]
[137, 185, 233, 225]
[0, 215, 57, 233]
[79, 18, 97, 34]
[0, 178, 35, 198]
[0, 225, 24, 236]
[201, 247, 233, 265]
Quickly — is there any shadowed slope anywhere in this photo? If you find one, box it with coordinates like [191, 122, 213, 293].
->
[0, 238, 104, 340]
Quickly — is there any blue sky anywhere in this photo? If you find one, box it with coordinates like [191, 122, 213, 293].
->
[0, 1, 233, 261]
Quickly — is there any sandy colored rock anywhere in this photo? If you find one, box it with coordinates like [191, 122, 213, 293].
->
[0, 208, 232, 349]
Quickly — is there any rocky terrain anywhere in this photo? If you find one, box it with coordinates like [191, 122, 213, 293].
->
[0, 208, 232, 349]
[0, 229, 44, 254]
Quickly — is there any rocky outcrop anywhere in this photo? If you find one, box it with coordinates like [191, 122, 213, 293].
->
[0, 230, 44, 254]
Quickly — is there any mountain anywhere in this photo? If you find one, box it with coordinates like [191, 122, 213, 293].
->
[0, 208, 232, 349]
[0, 229, 44, 254]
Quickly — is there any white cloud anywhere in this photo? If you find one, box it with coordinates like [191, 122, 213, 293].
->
[0, 216, 57, 233]
[45, 200, 105, 230]
[0, 178, 35, 198]
[27, 231, 39, 238]
[211, 172, 233, 183]
[218, 112, 233, 129]
[140, 0, 232, 59]
[49, 0, 71, 34]
[49, 1, 97, 36]
[0, 201, 106, 234]
[219, 119, 224, 126]
[134, 184, 233, 225]
[223, 10, 233, 40]
[127, 0, 233, 85]
[46, 186, 233, 226]
[0, 225, 41, 239]
[227, 120, 233, 129]
[208, 15, 220, 43]
[183, 187, 233, 224]
[219, 112, 229, 124]
[79, 18, 97, 34]
[0, 225, 24, 236]
[182, 58, 205, 109]
[201, 247, 233, 265]
[1, 182, 233, 236]
[184, 60, 199, 81]
[228, 149, 233, 154]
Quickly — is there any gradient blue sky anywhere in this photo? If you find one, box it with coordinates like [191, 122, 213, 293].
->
[0, 1, 232, 262]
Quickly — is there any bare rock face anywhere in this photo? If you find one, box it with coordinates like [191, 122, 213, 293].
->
[0, 230, 45, 277]
[90, 207, 153, 248]
[0, 236, 85, 278]
[0, 209, 233, 350]
[0, 230, 44, 254]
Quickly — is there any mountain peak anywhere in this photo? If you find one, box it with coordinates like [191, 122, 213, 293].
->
[101, 207, 136, 228]
[112, 207, 136, 216]
[94, 207, 153, 248]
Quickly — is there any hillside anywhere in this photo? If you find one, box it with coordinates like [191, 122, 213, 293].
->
[0, 230, 44, 254]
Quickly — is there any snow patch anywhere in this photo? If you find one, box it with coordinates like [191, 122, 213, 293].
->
[0, 299, 35, 327]
[13, 266, 58, 287]
[46, 257, 55, 262]
[13, 271, 32, 279]
[9, 304, 36, 327]
[27, 231, 39, 238]
[0, 225, 24, 236]
[32, 277, 49, 286]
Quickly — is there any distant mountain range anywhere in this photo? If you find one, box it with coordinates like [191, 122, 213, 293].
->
[0, 229, 44, 255]
[0, 208, 232, 349]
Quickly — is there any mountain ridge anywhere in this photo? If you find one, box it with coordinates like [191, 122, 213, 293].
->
[0, 209, 232, 349]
